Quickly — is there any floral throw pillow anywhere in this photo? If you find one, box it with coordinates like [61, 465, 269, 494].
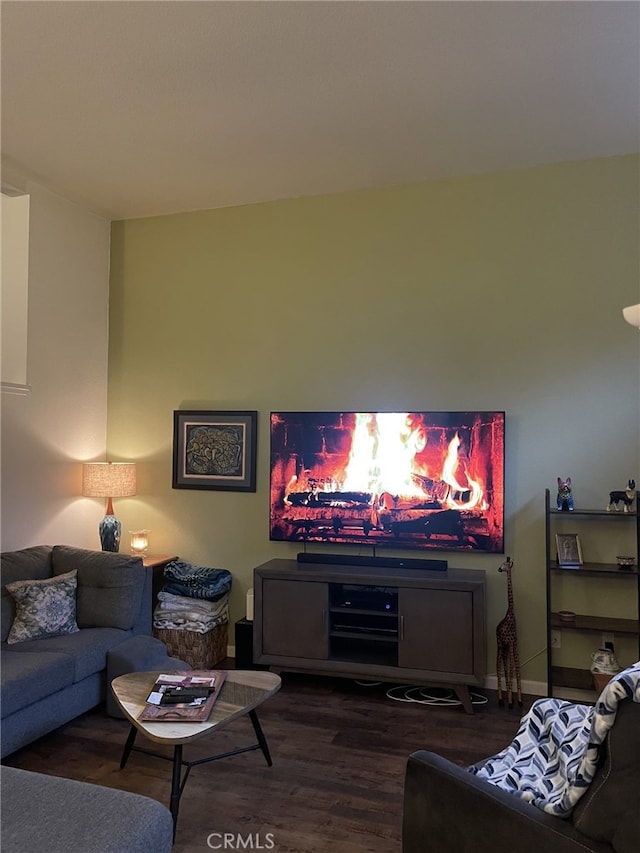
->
[6, 569, 79, 644]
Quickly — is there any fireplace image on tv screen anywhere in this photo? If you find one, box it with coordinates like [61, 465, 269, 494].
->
[270, 411, 505, 554]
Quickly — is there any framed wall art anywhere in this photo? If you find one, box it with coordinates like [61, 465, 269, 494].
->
[172, 410, 257, 492]
[555, 532, 583, 567]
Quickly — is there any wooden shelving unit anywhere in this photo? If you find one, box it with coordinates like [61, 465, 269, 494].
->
[545, 489, 639, 697]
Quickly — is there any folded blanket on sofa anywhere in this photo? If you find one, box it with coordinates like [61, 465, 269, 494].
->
[469, 661, 640, 817]
[162, 560, 232, 601]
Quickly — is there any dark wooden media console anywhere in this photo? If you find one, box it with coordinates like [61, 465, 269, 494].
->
[252, 558, 486, 713]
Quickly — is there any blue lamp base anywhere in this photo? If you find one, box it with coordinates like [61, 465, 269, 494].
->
[99, 514, 122, 552]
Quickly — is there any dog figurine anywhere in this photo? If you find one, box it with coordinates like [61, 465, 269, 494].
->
[607, 480, 636, 512]
[557, 477, 574, 511]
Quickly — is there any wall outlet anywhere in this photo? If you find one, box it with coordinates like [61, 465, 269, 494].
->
[551, 630, 562, 648]
[602, 633, 615, 650]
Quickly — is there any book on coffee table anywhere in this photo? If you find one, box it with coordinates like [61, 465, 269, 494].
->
[138, 670, 226, 722]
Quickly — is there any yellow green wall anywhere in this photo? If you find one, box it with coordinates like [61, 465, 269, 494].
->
[108, 155, 640, 685]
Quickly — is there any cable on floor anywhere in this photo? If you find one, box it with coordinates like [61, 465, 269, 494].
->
[385, 684, 489, 707]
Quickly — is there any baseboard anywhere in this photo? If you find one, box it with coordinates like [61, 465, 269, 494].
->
[483, 675, 600, 701]
[483, 674, 547, 697]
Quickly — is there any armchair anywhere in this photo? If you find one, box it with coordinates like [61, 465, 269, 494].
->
[403, 668, 640, 853]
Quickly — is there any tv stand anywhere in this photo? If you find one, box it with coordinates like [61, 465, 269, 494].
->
[296, 552, 448, 571]
[253, 558, 486, 713]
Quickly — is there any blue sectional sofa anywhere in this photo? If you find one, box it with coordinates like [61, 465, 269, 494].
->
[0, 544, 154, 758]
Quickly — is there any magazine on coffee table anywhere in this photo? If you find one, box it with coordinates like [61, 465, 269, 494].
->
[138, 670, 226, 722]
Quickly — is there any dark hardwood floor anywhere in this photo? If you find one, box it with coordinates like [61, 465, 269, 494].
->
[3, 664, 533, 853]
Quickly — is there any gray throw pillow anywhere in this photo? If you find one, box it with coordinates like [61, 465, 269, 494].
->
[52, 546, 144, 631]
[5, 569, 79, 644]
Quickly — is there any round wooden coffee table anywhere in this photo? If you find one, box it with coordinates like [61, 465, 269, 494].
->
[111, 669, 281, 837]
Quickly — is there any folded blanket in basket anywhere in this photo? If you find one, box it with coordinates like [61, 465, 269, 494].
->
[162, 560, 232, 601]
[153, 591, 229, 633]
[157, 590, 228, 615]
[153, 606, 229, 634]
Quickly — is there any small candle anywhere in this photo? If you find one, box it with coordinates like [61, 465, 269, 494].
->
[130, 530, 149, 555]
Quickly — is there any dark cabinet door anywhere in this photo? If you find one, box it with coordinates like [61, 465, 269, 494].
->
[261, 579, 328, 660]
[398, 588, 474, 675]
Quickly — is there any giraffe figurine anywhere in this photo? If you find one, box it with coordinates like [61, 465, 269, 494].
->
[496, 557, 522, 708]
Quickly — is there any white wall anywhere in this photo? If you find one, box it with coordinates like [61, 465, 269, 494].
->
[1, 168, 112, 550]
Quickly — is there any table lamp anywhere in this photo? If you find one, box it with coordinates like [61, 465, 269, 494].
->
[82, 461, 137, 552]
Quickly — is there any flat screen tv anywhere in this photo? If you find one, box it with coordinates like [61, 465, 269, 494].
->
[270, 411, 505, 554]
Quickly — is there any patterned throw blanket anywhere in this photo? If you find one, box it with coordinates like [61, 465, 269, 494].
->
[162, 559, 232, 601]
[469, 662, 640, 817]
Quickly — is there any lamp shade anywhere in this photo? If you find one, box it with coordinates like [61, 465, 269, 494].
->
[82, 462, 137, 498]
[622, 304, 640, 329]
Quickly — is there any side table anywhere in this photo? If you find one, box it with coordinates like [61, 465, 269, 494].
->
[142, 554, 179, 608]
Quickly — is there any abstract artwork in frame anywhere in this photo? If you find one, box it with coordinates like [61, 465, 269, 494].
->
[172, 410, 257, 491]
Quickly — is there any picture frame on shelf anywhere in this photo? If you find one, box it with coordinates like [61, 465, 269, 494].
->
[556, 533, 583, 567]
[172, 410, 257, 492]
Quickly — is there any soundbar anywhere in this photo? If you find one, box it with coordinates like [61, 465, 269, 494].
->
[296, 552, 448, 571]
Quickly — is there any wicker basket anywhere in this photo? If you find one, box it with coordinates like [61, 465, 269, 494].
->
[154, 622, 228, 669]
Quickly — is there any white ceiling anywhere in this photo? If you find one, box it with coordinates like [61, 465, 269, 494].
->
[2, 1, 639, 221]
